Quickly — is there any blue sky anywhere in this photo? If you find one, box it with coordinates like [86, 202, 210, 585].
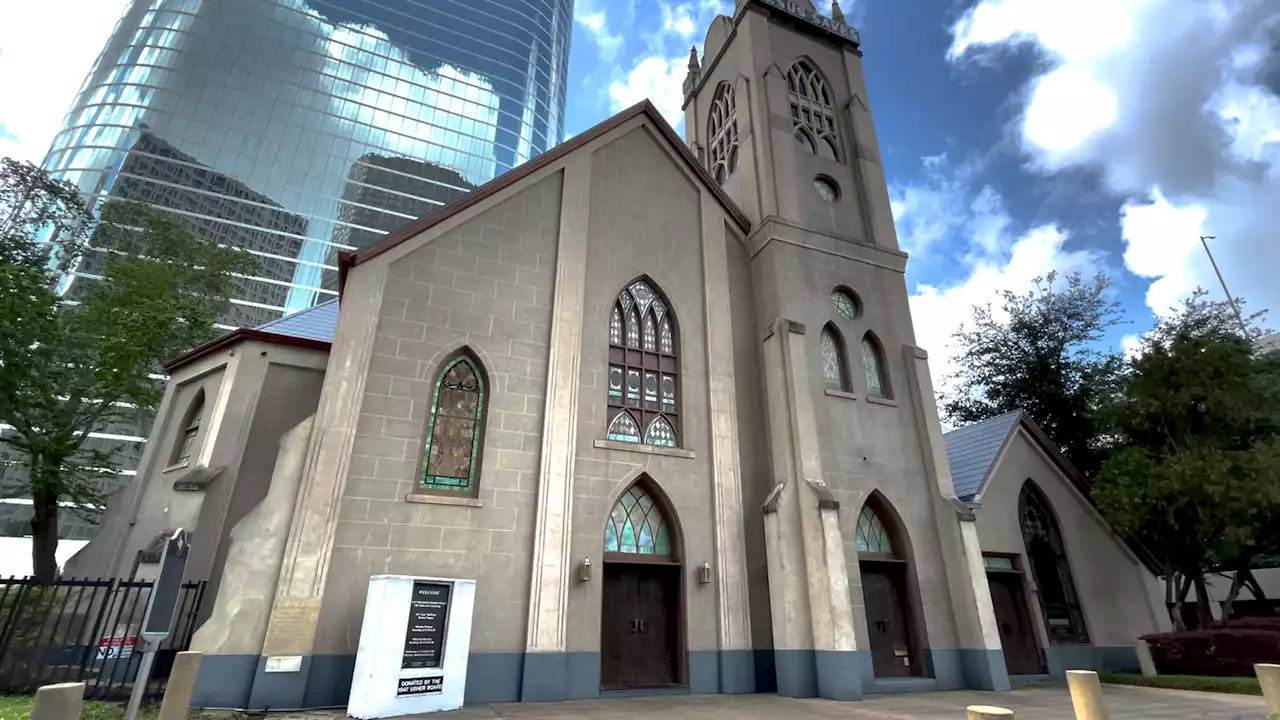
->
[564, 0, 1280, 381]
[1, 0, 1277, 389]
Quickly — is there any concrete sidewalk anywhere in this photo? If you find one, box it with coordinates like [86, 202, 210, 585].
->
[255, 684, 1268, 720]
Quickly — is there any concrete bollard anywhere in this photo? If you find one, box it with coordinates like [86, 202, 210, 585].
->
[1256, 663, 1280, 720]
[30, 682, 86, 720]
[1135, 640, 1158, 677]
[1066, 670, 1109, 720]
[159, 651, 204, 720]
[967, 705, 1014, 719]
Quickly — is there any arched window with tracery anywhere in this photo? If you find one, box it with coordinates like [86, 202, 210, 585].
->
[1020, 482, 1089, 643]
[708, 82, 739, 185]
[604, 484, 673, 556]
[419, 352, 488, 495]
[820, 323, 850, 391]
[785, 59, 840, 161]
[862, 332, 890, 398]
[170, 389, 204, 467]
[607, 279, 679, 448]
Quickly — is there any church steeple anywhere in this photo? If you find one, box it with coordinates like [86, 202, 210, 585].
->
[681, 0, 898, 250]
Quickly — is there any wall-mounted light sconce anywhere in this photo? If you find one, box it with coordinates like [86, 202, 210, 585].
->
[579, 557, 593, 583]
[699, 562, 712, 585]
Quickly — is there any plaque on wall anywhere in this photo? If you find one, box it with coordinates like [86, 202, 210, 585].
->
[401, 581, 451, 670]
[396, 676, 443, 696]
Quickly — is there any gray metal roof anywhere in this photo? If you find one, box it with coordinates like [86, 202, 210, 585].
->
[254, 299, 339, 343]
[943, 410, 1022, 501]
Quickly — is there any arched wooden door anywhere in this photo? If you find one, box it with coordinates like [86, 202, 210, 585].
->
[856, 496, 923, 677]
[600, 480, 684, 688]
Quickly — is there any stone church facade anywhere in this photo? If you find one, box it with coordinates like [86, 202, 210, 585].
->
[68, 0, 1169, 709]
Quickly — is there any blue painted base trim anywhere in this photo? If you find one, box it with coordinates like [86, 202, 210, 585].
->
[1045, 645, 1140, 677]
[188, 646, 1023, 709]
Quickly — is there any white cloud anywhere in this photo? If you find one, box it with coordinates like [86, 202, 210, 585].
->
[0, 0, 130, 164]
[889, 154, 1010, 258]
[662, 3, 697, 37]
[895, 156, 1106, 393]
[609, 55, 688, 127]
[606, 0, 734, 131]
[574, 1, 626, 62]
[948, 0, 1280, 320]
[910, 225, 1105, 391]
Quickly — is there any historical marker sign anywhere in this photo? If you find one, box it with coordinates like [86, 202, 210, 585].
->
[396, 676, 443, 697]
[401, 581, 451, 670]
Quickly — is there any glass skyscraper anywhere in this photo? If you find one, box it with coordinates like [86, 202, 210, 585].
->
[6, 0, 573, 543]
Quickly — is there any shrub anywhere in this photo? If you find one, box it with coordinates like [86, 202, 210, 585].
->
[1224, 616, 1280, 633]
[1141, 628, 1280, 677]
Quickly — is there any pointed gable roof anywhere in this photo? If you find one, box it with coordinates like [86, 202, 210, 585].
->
[337, 100, 751, 292]
[943, 410, 1022, 501]
[163, 299, 337, 371]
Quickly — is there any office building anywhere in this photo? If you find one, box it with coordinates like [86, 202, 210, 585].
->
[0, 0, 572, 558]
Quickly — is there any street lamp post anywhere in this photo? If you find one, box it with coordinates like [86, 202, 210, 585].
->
[1199, 235, 1249, 336]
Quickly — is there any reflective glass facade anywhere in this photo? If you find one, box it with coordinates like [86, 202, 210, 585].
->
[6, 0, 572, 541]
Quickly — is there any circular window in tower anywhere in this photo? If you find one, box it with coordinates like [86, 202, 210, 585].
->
[814, 176, 839, 203]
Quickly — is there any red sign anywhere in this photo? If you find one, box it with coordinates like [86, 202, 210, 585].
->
[97, 634, 136, 659]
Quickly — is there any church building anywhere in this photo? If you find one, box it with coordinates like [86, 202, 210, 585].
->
[69, 0, 1170, 709]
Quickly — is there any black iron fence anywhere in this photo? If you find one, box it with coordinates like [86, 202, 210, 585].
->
[0, 577, 205, 700]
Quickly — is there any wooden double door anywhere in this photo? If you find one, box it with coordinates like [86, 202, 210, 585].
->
[862, 561, 919, 677]
[601, 563, 681, 688]
[987, 572, 1042, 675]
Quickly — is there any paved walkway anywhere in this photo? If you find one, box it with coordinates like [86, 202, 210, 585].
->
[268, 684, 1268, 720]
[457, 685, 1267, 720]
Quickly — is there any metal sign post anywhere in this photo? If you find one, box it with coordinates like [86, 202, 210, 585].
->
[124, 529, 189, 720]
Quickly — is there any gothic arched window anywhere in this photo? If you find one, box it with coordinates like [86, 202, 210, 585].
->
[1020, 482, 1089, 643]
[708, 82, 739, 184]
[604, 484, 672, 556]
[862, 332, 890, 398]
[785, 59, 840, 161]
[820, 323, 850, 391]
[607, 279, 679, 447]
[856, 503, 895, 556]
[419, 353, 487, 494]
[170, 389, 204, 466]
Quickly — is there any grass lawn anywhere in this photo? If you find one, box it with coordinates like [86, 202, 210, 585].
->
[0, 696, 240, 720]
[1096, 670, 1263, 696]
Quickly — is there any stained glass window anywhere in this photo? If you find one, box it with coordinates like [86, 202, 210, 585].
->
[1020, 483, 1089, 643]
[421, 355, 485, 492]
[862, 333, 887, 397]
[604, 485, 672, 555]
[607, 279, 680, 447]
[820, 325, 846, 390]
[708, 82, 739, 183]
[172, 390, 204, 465]
[831, 289, 859, 319]
[644, 416, 677, 447]
[856, 505, 894, 555]
[610, 308, 622, 345]
[607, 411, 641, 443]
[786, 59, 840, 161]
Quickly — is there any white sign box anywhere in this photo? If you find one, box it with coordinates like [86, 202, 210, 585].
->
[348, 575, 476, 718]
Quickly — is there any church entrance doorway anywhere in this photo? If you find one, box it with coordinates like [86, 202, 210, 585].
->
[600, 480, 684, 689]
[862, 562, 915, 677]
[855, 495, 924, 678]
[987, 567, 1042, 675]
[601, 563, 680, 687]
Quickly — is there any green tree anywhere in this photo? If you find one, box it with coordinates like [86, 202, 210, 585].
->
[1092, 291, 1280, 629]
[0, 158, 255, 581]
[942, 271, 1126, 476]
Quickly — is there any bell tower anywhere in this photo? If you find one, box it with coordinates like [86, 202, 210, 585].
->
[681, 0, 899, 252]
[681, 0, 1013, 702]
